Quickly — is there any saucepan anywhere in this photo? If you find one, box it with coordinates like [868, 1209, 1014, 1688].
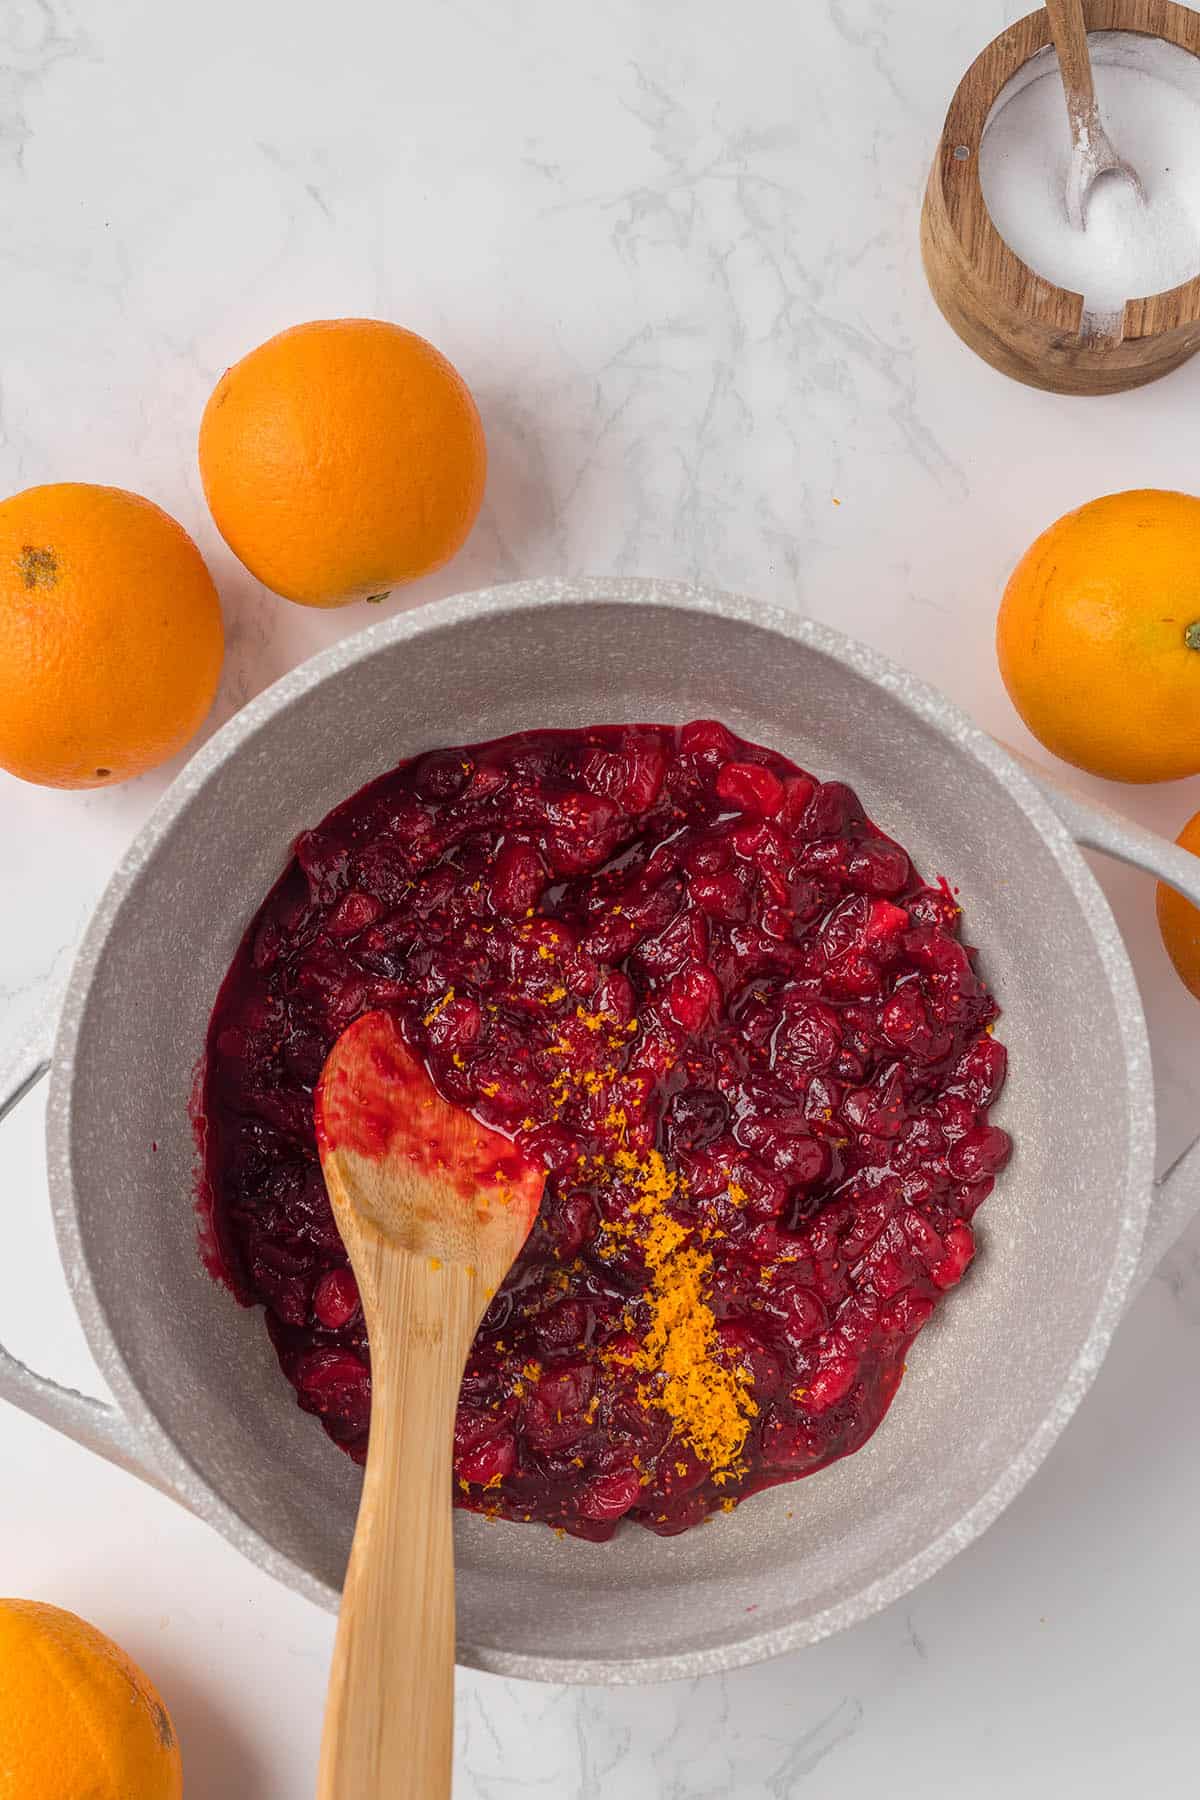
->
[2, 579, 1199, 1684]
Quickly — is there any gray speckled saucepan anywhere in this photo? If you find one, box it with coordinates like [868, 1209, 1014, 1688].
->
[2, 579, 1200, 1685]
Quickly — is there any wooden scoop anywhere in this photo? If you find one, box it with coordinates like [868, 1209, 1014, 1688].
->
[314, 1010, 545, 1800]
[1044, 0, 1144, 229]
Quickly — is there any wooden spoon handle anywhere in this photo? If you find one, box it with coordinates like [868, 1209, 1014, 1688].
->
[316, 1248, 478, 1800]
[1044, 0, 1097, 121]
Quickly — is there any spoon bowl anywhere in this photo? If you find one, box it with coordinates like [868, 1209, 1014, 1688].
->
[1045, 0, 1146, 226]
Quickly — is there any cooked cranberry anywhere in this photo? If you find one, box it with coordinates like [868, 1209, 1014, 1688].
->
[774, 1002, 843, 1077]
[425, 994, 481, 1052]
[294, 1350, 371, 1434]
[935, 1093, 977, 1142]
[578, 1467, 643, 1521]
[592, 969, 635, 1023]
[525, 1364, 596, 1450]
[907, 883, 962, 933]
[846, 839, 910, 896]
[664, 1087, 730, 1152]
[780, 774, 817, 829]
[930, 1220, 975, 1288]
[683, 836, 732, 876]
[491, 841, 546, 918]
[665, 963, 721, 1031]
[733, 1158, 788, 1220]
[803, 1350, 857, 1414]
[458, 1431, 516, 1486]
[533, 1298, 589, 1354]
[328, 891, 384, 938]
[631, 904, 707, 979]
[543, 792, 624, 874]
[949, 1036, 1008, 1108]
[879, 1290, 936, 1337]
[199, 721, 1008, 1539]
[715, 761, 785, 816]
[679, 718, 736, 760]
[781, 1286, 826, 1342]
[414, 748, 473, 801]
[688, 871, 748, 920]
[802, 781, 863, 838]
[313, 1268, 360, 1329]
[580, 741, 667, 812]
[947, 1125, 1012, 1183]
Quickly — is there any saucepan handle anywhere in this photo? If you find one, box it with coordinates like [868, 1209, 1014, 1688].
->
[1026, 765, 1200, 1297]
[0, 1008, 180, 1500]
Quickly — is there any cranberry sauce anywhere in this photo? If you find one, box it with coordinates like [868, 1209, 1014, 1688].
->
[199, 721, 1010, 1539]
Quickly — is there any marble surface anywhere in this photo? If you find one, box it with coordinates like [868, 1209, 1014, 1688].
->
[2, 0, 1199, 1792]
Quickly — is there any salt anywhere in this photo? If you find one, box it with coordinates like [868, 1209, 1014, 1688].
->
[979, 33, 1200, 319]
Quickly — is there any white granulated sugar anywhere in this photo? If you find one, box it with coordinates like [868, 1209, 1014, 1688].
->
[979, 33, 1200, 317]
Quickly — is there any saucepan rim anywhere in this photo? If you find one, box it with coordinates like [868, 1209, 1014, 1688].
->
[42, 577, 1152, 1682]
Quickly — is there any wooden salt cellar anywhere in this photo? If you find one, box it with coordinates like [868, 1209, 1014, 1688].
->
[922, 0, 1200, 394]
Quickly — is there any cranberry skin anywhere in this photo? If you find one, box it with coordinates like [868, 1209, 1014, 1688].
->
[780, 774, 817, 829]
[679, 719, 736, 760]
[414, 748, 473, 801]
[935, 1093, 976, 1142]
[683, 836, 732, 876]
[846, 839, 911, 897]
[781, 1286, 826, 1343]
[541, 1191, 595, 1261]
[539, 791, 624, 875]
[663, 1087, 730, 1153]
[735, 1115, 831, 1185]
[802, 781, 863, 838]
[935, 1220, 976, 1286]
[313, 1269, 360, 1329]
[802, 1349, 857, 1414]
[580, 741, 667, 812]
[716, 761, 785, 816]
[879, 1290, 936, 1337]
[425, 994, 481, 1052]
[533, 1298, 589, 1355]
[458, 1431, 517, 1486]
[593, 969, 636, 1023]
[578, 1467, 642, 1522]
[491, 841, 546, 918]
[293, 1350, 371, 1436]
[949, 1036, 1008, 1108]
[327, 891, 384, 938]
[525, 1364, 597, 1451]
[665, 963, 722, 1031]
[947, 1125, 1012, 1183]
[689, 871, 748, 920]
[775, 1000, 842, 1074]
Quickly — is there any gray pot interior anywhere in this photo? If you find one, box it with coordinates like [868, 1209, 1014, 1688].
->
[57, 588, 1140, 1677]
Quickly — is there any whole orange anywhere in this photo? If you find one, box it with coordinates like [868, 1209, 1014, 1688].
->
[997, 489, 1200, 782]
[0, 1599, 183, 1800]
[1157, 808, 1200, 999]
[0, 483, 224, 789]
[198, 317, 487, 607]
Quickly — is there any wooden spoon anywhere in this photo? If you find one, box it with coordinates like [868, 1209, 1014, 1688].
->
[314, 1009, 546, 1800]
[1044, 0, 1144, 230]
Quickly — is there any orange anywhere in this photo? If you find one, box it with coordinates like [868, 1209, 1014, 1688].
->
[0, 1599, 182, 1800]
[996, 489, 1200, 783]
[0, 483, 224, 789]
[1157, 808, 1200, 999]
[198, 317, 487, 607]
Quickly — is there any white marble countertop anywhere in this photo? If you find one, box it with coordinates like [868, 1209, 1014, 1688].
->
[3, 0, 1199, 1792]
